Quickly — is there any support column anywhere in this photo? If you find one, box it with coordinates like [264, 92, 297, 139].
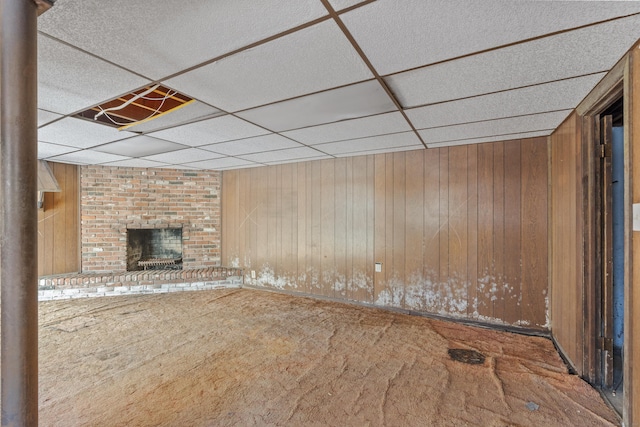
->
[1, 0, 40, 425]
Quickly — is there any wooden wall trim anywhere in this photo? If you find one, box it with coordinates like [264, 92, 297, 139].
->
[627, 46, 639, 427]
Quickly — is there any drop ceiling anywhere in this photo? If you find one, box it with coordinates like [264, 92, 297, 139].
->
[36, 0, 640, 170]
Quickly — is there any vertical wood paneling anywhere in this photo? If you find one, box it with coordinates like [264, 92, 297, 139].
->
[448, 146, 468, 314]
[237, 169, 248, 268]
[374, 154, 387, 301]
[477, 143, 494, 320]
[405, 152, 424, 310]
[393, 153, 406, 306]
[334, 158, 347, 299]
[550, 113, 583, 371]
[345, 157, 355, 301]
[522, 137, 550, 328]
[503, 141, 522, 325]
[38, 162, 80, 276]
[222, 170, 238, 265]
[223, 138, 549, 329]
[467, 145, 479, 318]
[438, 148, 449, 298]
[423, 149, 440, 310]
[310, 161, 321, 294]
[366, 156, 375, 303]
[384, 154, 395, 303]
[52, 164, 67, 273]
[493, 142, 506, 322]
[297, 163, 308, 292]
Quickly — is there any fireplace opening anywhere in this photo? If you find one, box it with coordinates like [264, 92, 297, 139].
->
[127, 228, 183, 271]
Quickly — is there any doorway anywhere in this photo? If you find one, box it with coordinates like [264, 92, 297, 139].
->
[594, 97, 624, 414]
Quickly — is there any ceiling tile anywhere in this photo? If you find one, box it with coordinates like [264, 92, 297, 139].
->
[101, 159, 170, 168]
[166, 20, 372, 112]
[124, 101, 225, 133]
[93, 136, 188, 157]
[150, 115, 269, 147]
[38, 0, 328, 80]
[425, 130, 552, 148]
[38, 142, 78, 159]
[387, 15, 640, 107]
[341, 0, 640, 75]
[282, 112, 410, 145]
[239, 146, 324, 162]
[182, 157, 258, 170]
[405, 74, 606, 130]
[314, 131, 421, 155]
[417, 110, 570, 145]
[38, 109, 62, 127]
[38, 35, 150, 115]
[201, 134, 302, 156]
[142, 148, 223, 164]
[334, 145, 423, 157]
[38, 117, 135, 149]
[48, 150, 131, 165]
[236, 80, 396, 132]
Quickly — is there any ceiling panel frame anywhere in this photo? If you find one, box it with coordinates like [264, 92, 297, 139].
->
[319, 0, 427, 148]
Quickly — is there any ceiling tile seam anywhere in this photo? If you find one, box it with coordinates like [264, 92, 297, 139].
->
[37, 31, 154, 82]
[380, 12, 640, 79]
[274, 110, 399, 134]
[334, 0, 377, 15]
[403, 70, 609, 111]
[37, 140, 86, 151]
[82, 134, 190, 152]
[309, 130, 415, 147]
[100, 160, 173, 168]
[331, 144, 423, 156]
[319, 0, 427, 149]
[230, 77, 375, 114]
[156, 15, 332, 83]
[426, 129, 557, 146]
[202, 143, 334, 159]
[264, 156, 332, 165]
[414, 109, 574, 132]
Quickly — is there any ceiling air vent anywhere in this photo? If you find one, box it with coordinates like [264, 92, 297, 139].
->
[75, 85, 193, 131]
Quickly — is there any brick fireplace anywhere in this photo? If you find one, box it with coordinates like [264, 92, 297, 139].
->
[81, 166, 221, 273]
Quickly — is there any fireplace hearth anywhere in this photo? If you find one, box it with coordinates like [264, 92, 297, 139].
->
[127, 228, 183, 271]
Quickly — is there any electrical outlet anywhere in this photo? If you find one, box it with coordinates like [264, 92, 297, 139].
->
[375, 262, 382, 273]
[251, 270, 256, 279]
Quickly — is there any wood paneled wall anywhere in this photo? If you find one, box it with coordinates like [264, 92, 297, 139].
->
[38, 162, 80, 276]
[549, 112, 585, 374]
[222, 138, 549, 328]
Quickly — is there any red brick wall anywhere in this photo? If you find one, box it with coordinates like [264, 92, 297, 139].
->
[81, 166, 221, 272]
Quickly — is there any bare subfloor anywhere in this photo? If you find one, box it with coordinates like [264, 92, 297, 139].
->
[35, 289, 618, 426]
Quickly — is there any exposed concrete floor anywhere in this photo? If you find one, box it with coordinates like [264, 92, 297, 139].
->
[31, 289, 619, 426]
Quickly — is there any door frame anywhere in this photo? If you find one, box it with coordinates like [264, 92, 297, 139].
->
[578, 55, 631, 421]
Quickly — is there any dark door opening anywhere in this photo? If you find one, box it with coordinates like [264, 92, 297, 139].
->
[595, 98, 624, 414]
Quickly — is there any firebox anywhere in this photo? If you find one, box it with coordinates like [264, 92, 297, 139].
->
[126, 228, 183, 271]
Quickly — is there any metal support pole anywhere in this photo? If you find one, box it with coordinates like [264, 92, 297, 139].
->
[1, 0, 40, 425]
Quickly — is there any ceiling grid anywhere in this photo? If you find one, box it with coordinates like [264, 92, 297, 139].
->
[34, 0, 640, 169]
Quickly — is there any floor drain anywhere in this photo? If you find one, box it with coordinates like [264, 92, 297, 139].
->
[448, 348, 486, 365]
